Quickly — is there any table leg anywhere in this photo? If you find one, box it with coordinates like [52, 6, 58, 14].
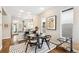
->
[45, 38, 50, 49]
[41, 38, 44, 48]
[35, 44, 37, 53]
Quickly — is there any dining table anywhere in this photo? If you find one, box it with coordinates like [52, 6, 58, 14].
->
[25, 33, 50, 53]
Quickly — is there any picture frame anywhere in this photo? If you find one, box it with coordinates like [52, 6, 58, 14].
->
[46, 15, 56, 30]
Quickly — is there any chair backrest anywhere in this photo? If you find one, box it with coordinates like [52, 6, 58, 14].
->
[24, 31, 29, 36]
[45, 35, 51, 41]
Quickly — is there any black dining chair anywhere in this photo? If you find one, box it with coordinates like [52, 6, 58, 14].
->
[25, 33, 41, 53]
[25, 33, 38, 53]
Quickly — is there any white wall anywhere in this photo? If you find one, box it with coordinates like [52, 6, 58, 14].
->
[2, 15, 11, 39]
[33, 15, 41, 30]
[73, 7, 79, 52]
[39, 8, 61, 43]
[0, 7, 2, 50]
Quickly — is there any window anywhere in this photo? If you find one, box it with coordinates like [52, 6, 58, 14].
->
[60, 8, 73, 38]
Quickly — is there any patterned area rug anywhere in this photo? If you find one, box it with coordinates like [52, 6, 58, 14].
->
[9, 42, 56, 53]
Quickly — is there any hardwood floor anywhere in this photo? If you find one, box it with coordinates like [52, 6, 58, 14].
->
[49, 47, 69, 53]
[0, 39, 70, 53]
[0, 38, 11, 53]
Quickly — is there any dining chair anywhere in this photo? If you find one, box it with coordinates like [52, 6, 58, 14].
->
[25, 34, 42, 53]
[25, 34, 38, 53]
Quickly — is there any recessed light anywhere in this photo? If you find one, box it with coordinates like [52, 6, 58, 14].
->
[40, 7, 45, 11]
[20, 10, 24, 13]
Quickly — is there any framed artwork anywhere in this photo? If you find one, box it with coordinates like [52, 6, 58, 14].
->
[46, 15, 56, 30]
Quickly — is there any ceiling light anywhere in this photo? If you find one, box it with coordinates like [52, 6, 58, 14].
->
[20, 10, 24, 13]
[40, 7, 45, 11]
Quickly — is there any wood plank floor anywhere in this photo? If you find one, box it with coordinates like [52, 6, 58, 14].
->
[0, 39, 70, 53]
[0, 39, 11, 53]
[49, 47, 69, 53]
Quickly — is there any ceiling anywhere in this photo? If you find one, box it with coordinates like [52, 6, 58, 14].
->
[3, 6, 72, 19]
[3, 6, 50, 18]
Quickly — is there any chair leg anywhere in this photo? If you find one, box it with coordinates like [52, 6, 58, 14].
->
[45, 39, 50, 49]
[35, 44, 37, 53]
[25, 42, 28, 52]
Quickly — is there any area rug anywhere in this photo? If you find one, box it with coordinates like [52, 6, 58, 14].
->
[9, 42, 56, 53]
